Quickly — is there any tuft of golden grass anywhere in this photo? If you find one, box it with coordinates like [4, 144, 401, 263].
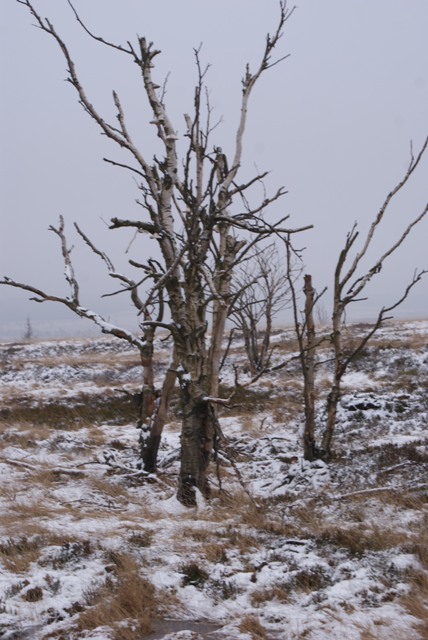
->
[127, 529, 153, 548]
[78, 553, 157, 639]
[184, 527, 212, 543]
[401, 576, 428, 639]
[0, 536, 43, 573]
[0, 516, 54, 541]
[292, 565, 331, 592]
[0, 533, 85, 573]
[1, 392, 141, 429]
[406, 520, 428, 569]
[5, 499, 58, 523]
[201, 542, 228, 563]
[401, 519, 428, 634]
[250, 585, 290, 606]
[0, 423, 49, 448]
[238, 614, 267, 639]
[317, 524, 410, 556]
[88, 476, 129, 500]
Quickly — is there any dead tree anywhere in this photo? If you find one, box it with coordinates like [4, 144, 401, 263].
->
[23, 317, 33, 341]
[2, 0, 310, 505]
[286, 250, 326, 461]
[0, 215, 173, 473]
[229, 244, 294, 375]
[290, 137, 428, 461]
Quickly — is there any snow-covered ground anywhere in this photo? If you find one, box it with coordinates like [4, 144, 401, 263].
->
[0, 321, 427, 639]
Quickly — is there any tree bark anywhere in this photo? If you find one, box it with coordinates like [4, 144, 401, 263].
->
[140, 352, 177, 472]
[177, 389, 211, 506]
[303, 274, 317, 460]
[320, 293, 344, 459]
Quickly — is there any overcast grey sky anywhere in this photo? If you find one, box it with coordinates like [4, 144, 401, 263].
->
[1, 0, 427, 338]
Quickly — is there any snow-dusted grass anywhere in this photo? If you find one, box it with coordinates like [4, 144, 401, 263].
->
[0, 321, 427, 639]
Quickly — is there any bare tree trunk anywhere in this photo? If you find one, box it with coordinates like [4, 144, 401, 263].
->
[177, 388, 211, 506]
[138, 326, 157, 424]
[140, 352, 177, 472]
[258, 302, 272, 371]
[239, 320, 257, 376]
[303, 274, 317, 460]
[321, 298, 344, 458]
[322, 385, 340, 458]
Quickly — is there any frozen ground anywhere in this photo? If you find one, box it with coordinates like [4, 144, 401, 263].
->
[0, 320, 427, 639]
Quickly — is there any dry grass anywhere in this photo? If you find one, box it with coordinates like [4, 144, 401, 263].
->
[391, 493, 428, 511]
[250, 585, 291, 606]
[240, 504, 293, 537]
[0, 421, 52, 444]
[88, 476, 129, 500]
[0, 536, 44, 573]
[23, 351, 140, 370]
[0, 516, 54, 541]
[201, 542, 228, 563]
[0, 533, 87, 573]
[29, 467, 68, 488]
[317, 524, 410, 556]
[400, 567, 428, 638]
[8, 499, 58, 522]
[292, 565, 331, 592]
[0, 393, 140, 429]
[78, 553, 157, 639]
[184, 527, 213, 543]
[127, 529, 153, 548]
[221, 384, 297, 420]
[402, 512, 428, 566]
[238, 614, 267, 639]
[401, 530, 428, 634]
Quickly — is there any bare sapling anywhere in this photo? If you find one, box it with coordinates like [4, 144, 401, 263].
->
[290, 137, 428, 461]
[229, 244, 295, 376]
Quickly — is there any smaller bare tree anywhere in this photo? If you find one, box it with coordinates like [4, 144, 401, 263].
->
[288, 136, 428, 461]
[229, 245, 294, 375]
[0, 216, 174, 473]
[23, 317, 34, 341]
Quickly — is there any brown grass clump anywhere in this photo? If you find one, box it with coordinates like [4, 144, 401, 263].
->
[285, 501, 324, 536]
[9, 499, 57, 522]
[185, 527, 212, 543]
[88, 476, 129, 500]
[201, 542, 228, 563]
[1, 393, 139, 429]
[215, 492, 291, 537]
[318, 524, 409, 556]
[389, 493, 427, 511]
[0, 423, 51, 448]
[292, 565, 331, 592]
[226, 529, 260, 555]
[238, 614, 267, 639]
[22, 585, 43, 602]
[250, 585, 290, 606]
[406, 521, 428, 569]
[180, 561, 209, 588]
[0, 534, 97, 575]
[400, 568, 428, 639]
[78, 554, 157, 640]
[401, 517, 428, 638]
[127, 530, 153, 548]
[0, 536, 43, 573]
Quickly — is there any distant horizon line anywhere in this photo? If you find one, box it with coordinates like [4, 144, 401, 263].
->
[1, 314, 427, 344]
